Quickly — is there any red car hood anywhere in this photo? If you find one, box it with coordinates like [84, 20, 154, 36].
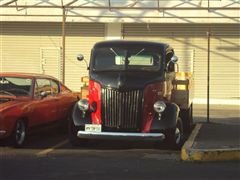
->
[0, 95, 31, 112]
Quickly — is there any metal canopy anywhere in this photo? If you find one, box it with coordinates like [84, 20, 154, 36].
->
[0, 0, 17, 6]
[0, 0, 239, 10]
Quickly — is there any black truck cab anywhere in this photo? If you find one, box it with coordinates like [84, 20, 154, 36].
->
[69, 40, 193, 149]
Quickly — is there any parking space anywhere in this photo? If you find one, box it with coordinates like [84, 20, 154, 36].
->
[1, 104, 239, 158]
[0, 126, 179, 159]
[0, 129, 66, 157]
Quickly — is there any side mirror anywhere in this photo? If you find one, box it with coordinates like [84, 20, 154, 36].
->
[170, 55, 178, 63]
[77, 54, 89, 70]
[40, 91, 48, 99]
[77, 54, 84, 61]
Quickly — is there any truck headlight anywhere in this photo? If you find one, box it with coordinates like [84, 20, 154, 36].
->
[77, 99, 89, 111]
[153, 101, 166, 113]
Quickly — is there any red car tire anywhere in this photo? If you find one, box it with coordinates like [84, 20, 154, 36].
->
[9, 119, 27, 148]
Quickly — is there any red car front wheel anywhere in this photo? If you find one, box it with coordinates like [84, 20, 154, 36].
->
[9, 119, 26, 148]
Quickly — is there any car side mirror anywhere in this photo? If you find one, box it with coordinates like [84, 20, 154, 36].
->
[77, 54, 84, 61]
[77, 54, 89, 70]
[40, 91, 48, 99]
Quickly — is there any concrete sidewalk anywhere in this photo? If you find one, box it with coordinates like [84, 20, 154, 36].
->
[181, 104, 240, 161]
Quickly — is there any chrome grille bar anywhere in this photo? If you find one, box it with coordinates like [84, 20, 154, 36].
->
[102, 88, 143, 130]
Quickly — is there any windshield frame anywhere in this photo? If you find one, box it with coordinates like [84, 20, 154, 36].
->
[0, 76, 34, 97]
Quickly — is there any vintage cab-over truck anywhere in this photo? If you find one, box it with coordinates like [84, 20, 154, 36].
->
[69, 40, 193, 149]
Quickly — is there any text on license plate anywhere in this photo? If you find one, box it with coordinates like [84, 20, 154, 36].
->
[85, 124, 102, 132]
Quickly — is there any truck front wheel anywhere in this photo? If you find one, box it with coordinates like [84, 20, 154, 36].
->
[180, 104, 193, 135]
[68, 117, 88, 146]
[165, 117, 184, 150]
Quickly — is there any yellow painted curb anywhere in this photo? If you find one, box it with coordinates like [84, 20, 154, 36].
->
[188, 150, 240, 161]
[181, 123, 202, 161]
[181, 123, 240, 161]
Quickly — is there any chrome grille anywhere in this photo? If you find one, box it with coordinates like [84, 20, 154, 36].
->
[101, 88, 143, 131]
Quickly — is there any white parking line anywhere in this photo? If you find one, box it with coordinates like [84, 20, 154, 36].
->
[36, 139, 69, 156]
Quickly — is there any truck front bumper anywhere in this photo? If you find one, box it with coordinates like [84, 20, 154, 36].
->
[77, 131, 165, 141]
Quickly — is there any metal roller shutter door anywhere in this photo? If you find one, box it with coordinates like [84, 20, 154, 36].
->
[0, 22, 105, 91]
[123, 24, 240, 100]
[65, 23, 105, 91]
[0, 22, 61, 74]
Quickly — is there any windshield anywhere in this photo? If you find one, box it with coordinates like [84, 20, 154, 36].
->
[93, 47, 162, 72]
[0, 76, 33, 97]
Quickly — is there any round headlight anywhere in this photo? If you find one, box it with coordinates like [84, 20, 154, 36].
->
[153, 101, 166, 113]
[77, 99, 89, 111]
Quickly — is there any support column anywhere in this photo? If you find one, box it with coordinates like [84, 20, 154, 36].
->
[62, 7, 66, 84]
[105, 23, 122, 40]
[207, 27, 211, 123]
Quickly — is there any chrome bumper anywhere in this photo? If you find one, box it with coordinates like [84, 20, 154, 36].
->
[77, 131, 165, 141]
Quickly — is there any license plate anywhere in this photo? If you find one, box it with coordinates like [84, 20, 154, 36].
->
[85, 124, 102, 133]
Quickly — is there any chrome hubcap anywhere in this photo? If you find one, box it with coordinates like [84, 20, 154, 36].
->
[15, 121, 26, 145]
[175, 127, 181, 144]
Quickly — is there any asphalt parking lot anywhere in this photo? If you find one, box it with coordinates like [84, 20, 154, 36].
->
[0, 128, 177, 158]
[0, 104, 239, 180]
[1, 129, 240, 180]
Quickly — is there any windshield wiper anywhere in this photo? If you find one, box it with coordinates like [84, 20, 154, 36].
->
[134, 48, 145, 56]
[110, 48, 119, 56]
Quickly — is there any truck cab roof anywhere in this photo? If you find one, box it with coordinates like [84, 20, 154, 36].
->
[93, 40, 171, 50]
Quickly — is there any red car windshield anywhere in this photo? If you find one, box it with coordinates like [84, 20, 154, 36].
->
[0, 76, 33, 97]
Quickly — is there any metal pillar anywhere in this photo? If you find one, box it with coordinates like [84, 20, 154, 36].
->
[207, 27, 211, 123]
[62, 7, 66, 84]
[208, 0, 210, 11]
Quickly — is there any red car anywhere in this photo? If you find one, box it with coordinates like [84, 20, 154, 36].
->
[0, 73, 79, 147]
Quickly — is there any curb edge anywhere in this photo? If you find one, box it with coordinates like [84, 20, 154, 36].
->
[181, 123, 240, 161]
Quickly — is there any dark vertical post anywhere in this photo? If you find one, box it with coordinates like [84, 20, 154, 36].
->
[62, 7, 66, 84]
[108, 0, 111, 11]
[207, 27, 211, 123]
[208, 0, 210, 10]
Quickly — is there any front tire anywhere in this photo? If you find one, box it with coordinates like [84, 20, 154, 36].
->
[165, 117, 184, 150]
[68, 117, 88, 146]
[9, 120, 26, 148]
[180, 104, 193, 135]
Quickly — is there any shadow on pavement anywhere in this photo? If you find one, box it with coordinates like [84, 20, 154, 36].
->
[1, 104, 239, 151]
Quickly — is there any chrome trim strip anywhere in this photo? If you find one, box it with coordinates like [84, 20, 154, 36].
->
[77, 131, 165, 141]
